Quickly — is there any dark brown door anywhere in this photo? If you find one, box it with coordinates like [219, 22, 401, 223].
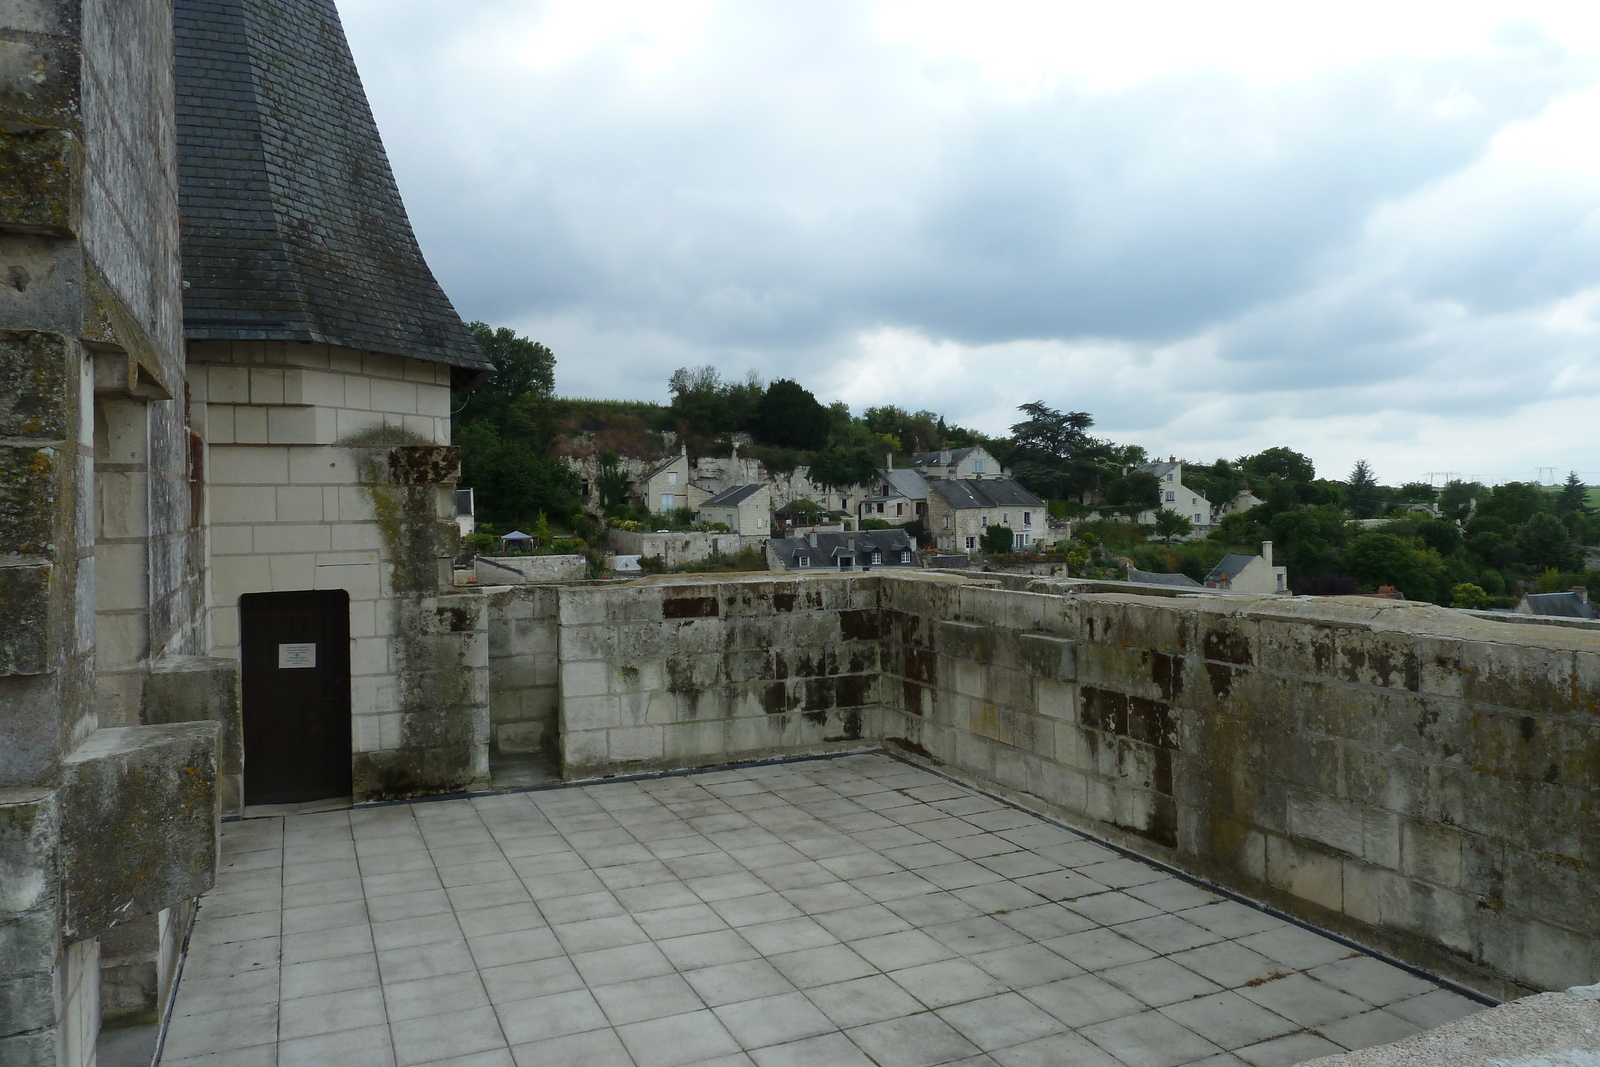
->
[240, 590, 352, 804]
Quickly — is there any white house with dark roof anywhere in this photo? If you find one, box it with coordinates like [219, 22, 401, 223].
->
[1136, 459, 1215, 533]
[858, 466, 929, 526]
[642, 448, 707, 513]
[926, 478, 1050, 553]
[1204, 542, 1289, 593]
[907, 445, 1005, 481]
[697, 483, 772, 536]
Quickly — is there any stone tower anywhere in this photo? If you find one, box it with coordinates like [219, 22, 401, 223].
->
[173, 0, 496, 805]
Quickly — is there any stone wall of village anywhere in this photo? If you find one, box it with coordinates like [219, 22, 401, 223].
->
[486, 573, 1599, 1000]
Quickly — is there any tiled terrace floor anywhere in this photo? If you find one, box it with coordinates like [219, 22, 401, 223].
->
[161, 753, 1484, 1067]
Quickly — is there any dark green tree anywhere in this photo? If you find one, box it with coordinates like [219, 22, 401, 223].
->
[1100, 470, 1160, 514]
[1478, 482, 1551, 526]
[596, 449, 630, 511]
[456, 323, 555, 425]
[456, 422, 582, 528]
[1556, 472, 1590, 518]
[980, 524, 1015, 554]
[1514, 513, 1581, 572]
[1007, 402, 1106, 501]
[808, 447, 877, 490]
[1344, 459, 1383, 519]
[1238, 447, 1316, 486]
[1439, 480, 1485, 522]
[1153, 509, 1193, 544]
[1341, 532, 1442, 602]
[755, 379, 830, 451]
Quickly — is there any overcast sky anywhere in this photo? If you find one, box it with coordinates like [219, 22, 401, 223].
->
[342, 0, 1600, 487]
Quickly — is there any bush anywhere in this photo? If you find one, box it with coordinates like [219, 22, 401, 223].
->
[861, 518, 892, 530]
[1450, 583, 1490, 609]
[980, 524, 1015, 554]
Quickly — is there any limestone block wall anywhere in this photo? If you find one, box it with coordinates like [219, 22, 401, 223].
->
[554, 577, 880, 773]
[610, 529, 752, 567]
[874, 579, 1600, 998]
[476, 555, 586, 584]
[486, 586, 561, 756]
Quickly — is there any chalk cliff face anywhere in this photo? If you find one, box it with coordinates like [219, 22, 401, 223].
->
[173, 0, 489, 376]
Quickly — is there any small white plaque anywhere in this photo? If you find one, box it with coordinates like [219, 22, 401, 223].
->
[278, 642, 317, 669]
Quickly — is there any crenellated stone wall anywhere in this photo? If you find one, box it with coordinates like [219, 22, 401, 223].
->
[486, 572, 1599, 1000]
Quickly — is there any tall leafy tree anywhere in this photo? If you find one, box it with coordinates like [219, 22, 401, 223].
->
[809, 447, 877, 490]
[1439, 479, 1485, 522]
[1344, 459, 1383, 518]
[755, 379, 830, 450]
[1478, 482, 1551, 526]
[457, 322, 555, 425]
[1153, 509, 1193, 544]
[1007, 402, 1105, 501]
[1556, 472, 1590, 517]
[1514, 513, 1580, 572]
[1239, 447, 1316, 486]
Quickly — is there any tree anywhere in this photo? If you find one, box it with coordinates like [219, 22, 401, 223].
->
[456, 422, 582, 528]
[980, 524, 1015, 555]
[1450, 583, 1490, 609]
[1341, 532, 1443, 602]
[1101, 470, 1160, 514]
[1556, 472, 1590, 518]
[1515, 513, 1580, 572]
[596, 449, 630, 512]
[1439, 480, 1485, 522]
[1007, 402, 1106, 501]
[457, 323, 555, 425]
[1344, 459, 1382, 519]
[755, 379, 829, 451]
[1239, 447, 1315, 486]
[808, 447, 877, 490]
[1153, 509, 1193, 544]
[1478, 482, 1550, 526]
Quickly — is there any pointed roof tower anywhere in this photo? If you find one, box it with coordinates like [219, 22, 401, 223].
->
[173, 0, 490, 376]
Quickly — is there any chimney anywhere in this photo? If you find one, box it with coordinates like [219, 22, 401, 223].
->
[808, 531, 818, 548]
[886, 453, 893, 470]
[1574, 586, 1589, 604]
[940, 449, 951, 465]
[1262, 541, 1273, 566]
[1169, 455, 1176, 463]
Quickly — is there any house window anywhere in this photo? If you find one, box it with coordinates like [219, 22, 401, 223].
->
[943, 517, 950, 530]
[661, 494, 674, 510]
[1166, 473, 1174, 481]
[1023, 511, 1031, 526]
[1165, 491, 1175, 502]
[972, 460, 985, 473]
[668, 472, 677, 485]
[1014, 533, 1026, 549]
[871, 552, 882, 564]
[981, 515, 989, 526]
[838, 555, 854, 569]
[899, 550, 910, 563]
[797, 555, 810, 568]
[966, 536, 976, 551]
[756, 517, 763, 529]
[1194, 514, 1203, 524]
[1002, 513, 1009, 525]
[876, 503, 884, 513]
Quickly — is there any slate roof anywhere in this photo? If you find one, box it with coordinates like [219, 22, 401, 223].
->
[702, 484, 765, 508]
[880, 468, 928, 500]
[771, 530, 917, 569]
[1126, 567, 1203, 588]
[173, 0, 490, 373]
[909, 447, 976, 471]
[1205, 553, 1257, 583]
[926, 478, 1045, 510]
[1523, 591, 1598, 619]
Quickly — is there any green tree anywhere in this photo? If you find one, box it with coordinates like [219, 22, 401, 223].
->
[457, 323, 555, 425]
[1439, 479, 1485, 522]
[809, 447, 877, 490]
[1341, 532, 1443, 602]
[980, 524, 1015, 554]
[1238, 447, 1315, 486]
[456, 422, 582, 528]
[1101, 470, 1161, 515]
[1478, 482, 1551, 526]
[596, 449, 630, 512]
[1451, 583, 1490, 609]
[1515, 513, 1580, 572]
[1153, 509, 1193, 544]
[1344, 459, 1383, 519]
[755, 379, 830, 451]
[1556, 472, 1590, 518]
[1008, 402, 1106, 501]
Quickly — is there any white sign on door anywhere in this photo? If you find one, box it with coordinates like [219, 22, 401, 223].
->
[278, 642, 317, 669]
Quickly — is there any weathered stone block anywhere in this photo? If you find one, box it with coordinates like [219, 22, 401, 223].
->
[0, 789, 56, 919]
[0, 127, 81, 233]
[60, 723, 220, 940]
[1265, 835, 1342, 912]
[0, 564, 52, 676]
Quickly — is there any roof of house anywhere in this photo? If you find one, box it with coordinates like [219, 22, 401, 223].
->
[772, 530, 916, 566]
[173, 0, 489, 373]
[926, 478, 1045, 510]
[909, 447, 979, 470]
[1141, 461, 1183, 479]
[702, 484, 766, 508]
[643, 453, 687, 482]
[1524, 591, 1598, 619]
[1205, 553, 1259, 583]
[879, 468, 929, 500]
[1126, 567, 1203, 588]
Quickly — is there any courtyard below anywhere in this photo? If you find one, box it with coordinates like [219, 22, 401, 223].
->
[159, 753, 1484, 1067]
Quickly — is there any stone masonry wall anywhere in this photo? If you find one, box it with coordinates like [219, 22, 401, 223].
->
[554, 576, 882, 774]
[497, 573, 1598, 998]
[486, 586, 560, 758]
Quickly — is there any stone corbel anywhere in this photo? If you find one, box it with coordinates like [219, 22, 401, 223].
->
[87, 347, 172, 401]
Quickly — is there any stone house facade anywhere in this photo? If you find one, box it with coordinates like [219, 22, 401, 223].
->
[696, 482, 772, 536]
[642, 448, 700, 513]
[927, 478, 1049, 553]
[1136, 459, 1216, 532]
[907, 444, 1006, 481]
[1204, 542, 1290, 593]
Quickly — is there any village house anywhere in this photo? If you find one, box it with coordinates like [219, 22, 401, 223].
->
[926, 478, 1049, 553]
[1136, 458, 1215, 533]
[856, 463, 929, 526]
[696, 482, 773, 536]
[641, 446, 709, 514]
[768, 529, 918, 570]
[906, 444, 1005, 480]
[1204, 541, 1290, 593]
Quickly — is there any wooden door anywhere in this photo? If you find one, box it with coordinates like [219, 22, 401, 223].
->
[239, 590, 352, 805]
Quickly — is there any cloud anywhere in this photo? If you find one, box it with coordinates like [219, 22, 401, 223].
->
[342, 0, 1600, 483]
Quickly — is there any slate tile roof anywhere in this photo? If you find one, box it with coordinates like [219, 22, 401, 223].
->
[702, 484, 765, 508]
[926, 478, 1045, 510]
[173, 0, 490, 372]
